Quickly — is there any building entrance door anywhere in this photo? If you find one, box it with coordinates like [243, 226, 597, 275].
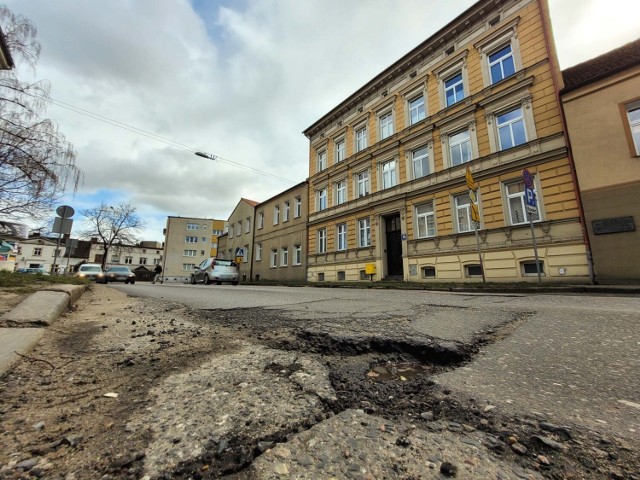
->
[385, 214, 403, 278]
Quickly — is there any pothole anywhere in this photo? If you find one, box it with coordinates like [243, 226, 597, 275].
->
[366, 361, 435, 382]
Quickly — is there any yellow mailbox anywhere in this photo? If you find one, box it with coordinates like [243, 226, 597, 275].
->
[365, 263, 376, 275]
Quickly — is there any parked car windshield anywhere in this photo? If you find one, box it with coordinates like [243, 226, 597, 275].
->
[80, 266, 102, 272]
[107, 267, 131, 272]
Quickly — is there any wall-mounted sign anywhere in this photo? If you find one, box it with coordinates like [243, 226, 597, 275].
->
[592, 216, 635, 235]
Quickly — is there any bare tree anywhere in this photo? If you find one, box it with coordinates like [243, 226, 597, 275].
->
[0, 6, 82, 220]
[80, 202, 144, 269]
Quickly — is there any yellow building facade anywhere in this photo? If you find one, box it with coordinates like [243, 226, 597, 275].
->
[303, 0, 590, 283]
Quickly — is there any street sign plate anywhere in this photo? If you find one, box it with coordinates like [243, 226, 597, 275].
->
[525, 186, 537, 215]
[522, 169, 534, 189]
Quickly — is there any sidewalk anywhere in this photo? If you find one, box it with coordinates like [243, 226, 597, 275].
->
[0, 284, 86, 376]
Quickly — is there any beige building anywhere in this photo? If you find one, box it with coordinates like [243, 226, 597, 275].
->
[252, 182, 308, 281]
[162, 216, 227, 282]
[219, 198, 259, 282]
[303, 0, 590, 283]
[561, 40, 640, 283]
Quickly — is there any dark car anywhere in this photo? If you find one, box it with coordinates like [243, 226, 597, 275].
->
[104, 266, 136, 284]
[16, 267, 50, 275]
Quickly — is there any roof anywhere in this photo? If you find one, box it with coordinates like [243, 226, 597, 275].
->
[562, 39, 640, 92]
[241, 198, 260, 207]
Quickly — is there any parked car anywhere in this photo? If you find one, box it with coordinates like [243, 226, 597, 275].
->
[16, 268, 50, 275]
[76, 264, 106, 283]
[190, 258, 239, 285]
[104, 266, 136, 284]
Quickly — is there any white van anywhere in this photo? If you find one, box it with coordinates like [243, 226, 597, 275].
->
[190, 258, 239, 285]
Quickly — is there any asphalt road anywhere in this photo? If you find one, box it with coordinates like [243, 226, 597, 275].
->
[111, 283, 640, 442]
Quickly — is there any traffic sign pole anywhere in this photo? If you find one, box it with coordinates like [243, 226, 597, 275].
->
[523, 170, 542, 284]
[466, 167, 486, 283]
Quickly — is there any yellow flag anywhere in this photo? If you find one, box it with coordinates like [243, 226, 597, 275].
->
[466, 166, 475, 191]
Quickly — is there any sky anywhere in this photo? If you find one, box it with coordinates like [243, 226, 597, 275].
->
[4, 0, 640, 242]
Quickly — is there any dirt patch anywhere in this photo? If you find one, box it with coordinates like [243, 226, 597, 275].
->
[0, 291, 28, 316]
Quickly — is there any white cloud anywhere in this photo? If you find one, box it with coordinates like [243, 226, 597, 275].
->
[3, 0, 639, 242]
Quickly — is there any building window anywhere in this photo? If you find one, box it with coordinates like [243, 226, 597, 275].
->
[139, 257, 147, 265]
[124, 256, 133, 264]
[185, 236, 198, 243]
[281, 247, 288, 266]
[273, 205, 280, 225]
[450, 129, 472, 166]
[317, 150, 327, 172]
[318, 272, 325, 282]
[521, 261, 545, 276]
[380, 112, 394, 140]
[111, 256, 120, 263]
[228, 228, 233, 239]
[415, 202, 436, 238]
[444, 72, 464, 106]
[182, 263, 196, 271]
[294, 245, 302, 265]
[255, 243, 262, 261]
[235, 223, 241, 236]
[258, 211, 264, 229]
[358, 218, 371, 247]
[412, 146, 430, 179]
[454, 193, 476, 233]
[337, 271, 346, 281]
[283, 201, 290, 222]
[200, 250, 205, 255]
[244, 218, 251, 233]
[186, 223, 199, 230]
[294, 197, 302, 218]
[409, 94, 426, 125]
[317, 187, 327, 211]
[381, 159, 397, 189]
[335, 180, 346, 205]
[184, 249, 197, 257]
[356, 126, 367, 152]
[33, 247, 42, 256]
[627, 105, 640, 155]
[154, 258, 160, 265]
[497, 107, 526, 150]
[270, 249, 277, 268]
[488, 44, 515, 84]
[359, 270, 368, 280]
[356, 170, 369, 198]
[422, 266, 436, 278]
[505, 181, 539, 225]
[337, 223, 347, 251]
[318, 228, 327, 254]
[465, 264, 483, 277]
[335, 139, 345, 163]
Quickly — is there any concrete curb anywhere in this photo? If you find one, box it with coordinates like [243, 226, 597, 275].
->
[0, 285, 87, 376]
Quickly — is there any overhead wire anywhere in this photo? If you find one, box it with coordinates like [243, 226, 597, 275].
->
[26, 91, 296, 184]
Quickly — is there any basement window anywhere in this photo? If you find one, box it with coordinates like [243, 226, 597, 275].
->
[465, 264, 483, 277]
[317, 272, 325, 282]
[422, 266, 436, 278]
[521, 261, 545, 276]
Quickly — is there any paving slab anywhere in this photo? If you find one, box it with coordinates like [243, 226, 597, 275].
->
[0, 328, 44, 375]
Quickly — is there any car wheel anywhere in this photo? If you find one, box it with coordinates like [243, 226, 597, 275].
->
[124, 279, 129, 284]
[190, 275, 196, 285]
[204, 274, 211, 285]
[130, 280, 135, 284]
[232, 281, 238, 286]
[216, 281, 222, 286]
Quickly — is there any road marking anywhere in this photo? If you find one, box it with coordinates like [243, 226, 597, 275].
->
[618, 399, 640, 409]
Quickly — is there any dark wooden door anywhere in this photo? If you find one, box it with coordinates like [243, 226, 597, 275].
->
[385, 215, 403, 277]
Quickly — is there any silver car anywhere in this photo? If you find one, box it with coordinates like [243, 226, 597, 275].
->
[76, 263, 106, 283]
[190, 258, 239, 285]
[104, 266, 136, 284]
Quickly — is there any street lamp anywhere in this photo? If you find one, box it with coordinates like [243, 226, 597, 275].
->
[195, 152, 217, 161]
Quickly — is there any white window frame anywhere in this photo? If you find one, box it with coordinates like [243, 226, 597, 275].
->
[244, 217, 251, 233]
[185, 236, 198, 243]
[235, 222, 241, 236]
[294, 197, 302, 218]
[317, 187, 328, 211]
[183, 249, 197, 257]
[415, 202, 436, 238]
[358, 218, 371, 247]
[335, 179, 347, 205]
[444, 72, 465, 107]
[182, 263, 196, 271]
[449, 129, 473, 167]
[381, 159, 397, 189]
[488, 44, 516, 84]
[283, 201, 290, 222]
[273, 205, 280, 225]
[379, 111, 394, 140]
[474, 18, 523, 88]
[440, 114, 479, 169]
[258, 211, 264, 229]
[453, 192, 480, 233]
[408, 93, 426, 125]
[484, 93, 536, 153]
[293, 245, 302, 265]
[356, 170, 370, 198]
[626, 101, 640, 155]
[435, 50, 469, 110]
[335, 138, 346, 163]
[33, 247, 42, 256]
[270, 249, 277, 268]
[355, 125, 368, 152]
[411, 145, 431, 179]
[124, 256, 133, 264]
[504, 179, 541, 226]
[318, 228, 327, 254]
[186, 223, 199, 230]
[317, 149, 327, 172]
[255, 243, 262, 261]
[496, 107, 527, 150]
[337, 223, 347, 251]
[281, 246, 288, 266]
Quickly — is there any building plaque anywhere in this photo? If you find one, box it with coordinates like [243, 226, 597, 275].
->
[592, 216, 635, 235]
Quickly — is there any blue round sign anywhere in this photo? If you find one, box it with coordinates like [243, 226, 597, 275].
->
[522, 169, 534, 188]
